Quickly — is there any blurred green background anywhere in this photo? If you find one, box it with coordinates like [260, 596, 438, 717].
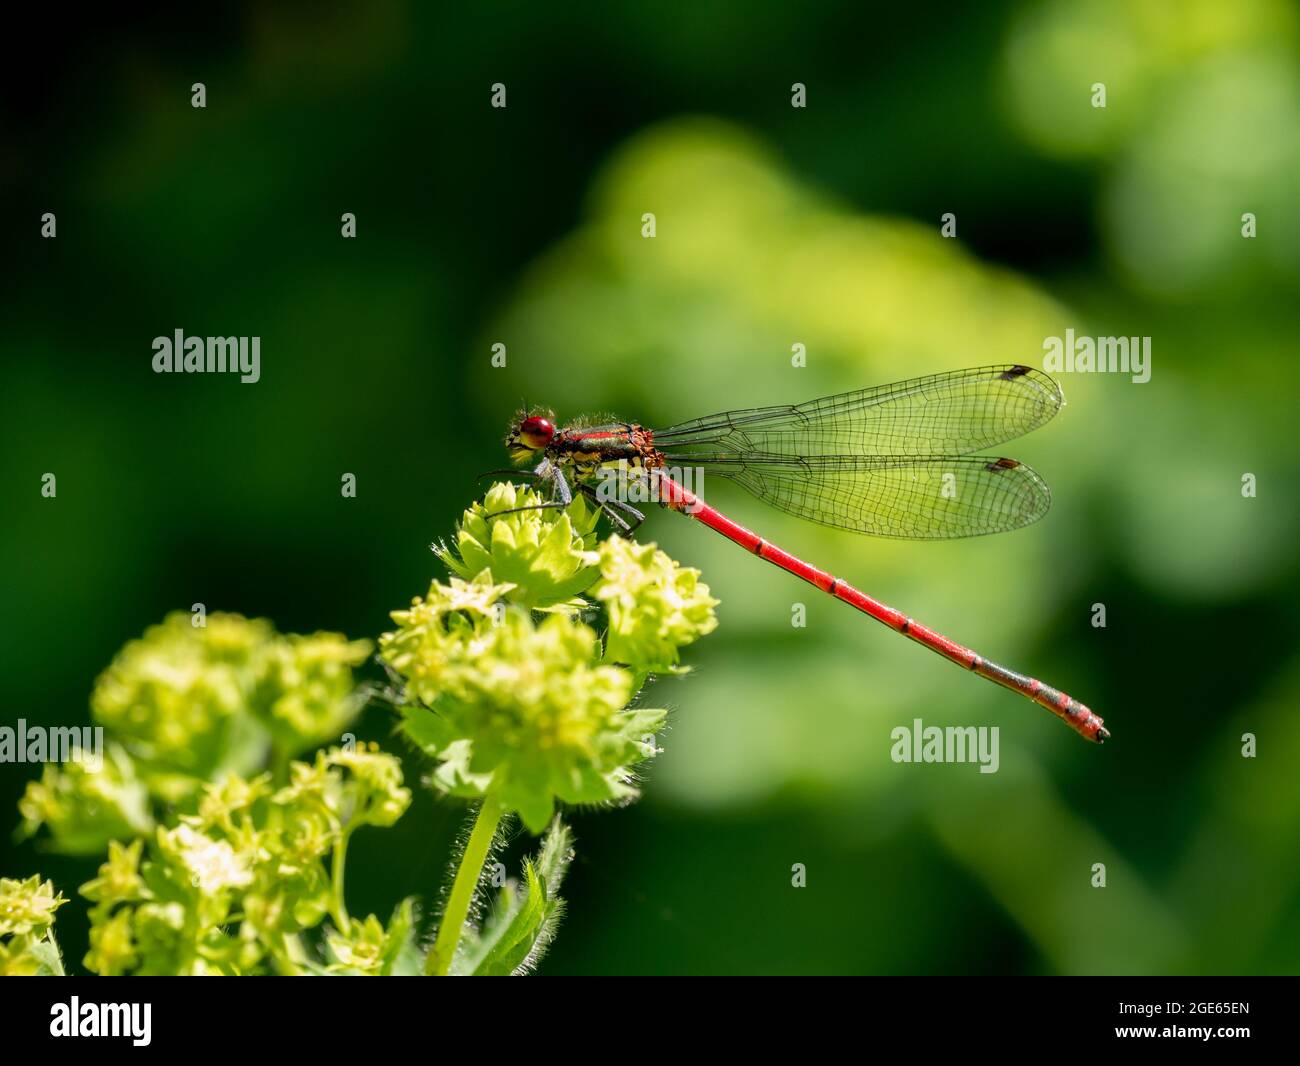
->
[3, 0, 1299, 974]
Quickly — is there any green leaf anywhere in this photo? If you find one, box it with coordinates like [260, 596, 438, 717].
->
[468, 862, 548, 975]
[398, 703, 448, 756]
[452, 878, 522, 975]
[380, 897, 423, 976]
[461, 818, 573, 976]
[27, 933, 66, 976]
[533, 818, 574, 896]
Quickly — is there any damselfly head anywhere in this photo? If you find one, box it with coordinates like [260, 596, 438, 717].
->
[518, 415, 555, 449]
[505, 410, 557, 462]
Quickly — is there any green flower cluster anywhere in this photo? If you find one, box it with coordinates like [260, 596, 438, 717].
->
[20, 612, 371, 854]
[9, 481, 720, 977]
[81, 745, 413, 976]
[382, 481, 718, 832]
[0, 875, 67, 976]
[593, 534, 720, 674]
[436, 481, 601, 610]
[18, 746, 151, 856]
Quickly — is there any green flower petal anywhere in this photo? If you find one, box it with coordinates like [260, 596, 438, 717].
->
[436, 481, 600, 609]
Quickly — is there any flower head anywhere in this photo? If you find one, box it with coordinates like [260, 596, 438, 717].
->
[0, 875, 67, 938]
[87, 612, 370, 802]
[592, 534, 719, 673]
[83, 908, 138, 976]
[381, 573, 518, 705]
[324, 745, 412, 828]
[160, 824, 255, 895]
[385, 482, 719, 833]
[390, 596, 664, 831]
[80, 839, 147, 908]
[253, 632, 372, 754]
[78, 744, 411, 975]
[436, 481, 601, 609]
[91, 612, 271, 771]
[325, 899, 418, 976]
[17, 745, 152, 855]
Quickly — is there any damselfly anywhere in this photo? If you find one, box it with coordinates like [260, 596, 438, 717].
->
[497, 364, 1108, 743]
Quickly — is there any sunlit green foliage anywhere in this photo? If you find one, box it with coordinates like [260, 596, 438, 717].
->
[384, 483, 718, 833]
[9, 483, 718, 974]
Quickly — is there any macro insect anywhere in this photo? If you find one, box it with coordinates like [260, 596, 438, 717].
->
[494, 364, 1108, 743]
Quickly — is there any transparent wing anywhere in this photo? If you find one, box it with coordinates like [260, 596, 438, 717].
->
[697, 455, 1052, 539]
[654, 364, 1062, 459]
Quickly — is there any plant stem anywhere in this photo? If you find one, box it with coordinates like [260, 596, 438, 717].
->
[426, 792, 504, 976]
[269, 744, 291, 786]
[269, 933, 303, 976]
[331, 828, 352, 931]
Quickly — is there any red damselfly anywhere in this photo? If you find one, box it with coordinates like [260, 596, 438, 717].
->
[498, 364, 1107, 743]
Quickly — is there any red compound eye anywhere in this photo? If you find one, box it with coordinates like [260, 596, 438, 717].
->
[519, 416, 555, 449]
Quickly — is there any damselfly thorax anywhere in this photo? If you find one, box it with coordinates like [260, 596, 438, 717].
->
[553, 423, 663, 472]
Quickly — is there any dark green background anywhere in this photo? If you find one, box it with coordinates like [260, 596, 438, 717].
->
[4, 2, 1298, 974]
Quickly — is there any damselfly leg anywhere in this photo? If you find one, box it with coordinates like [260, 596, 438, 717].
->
[483, 459, 573, 519]
[576, 484, 646, 534]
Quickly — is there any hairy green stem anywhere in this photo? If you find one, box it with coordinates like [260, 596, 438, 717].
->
[331, 828, 352, 930]
[426, 792, 503, 976]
